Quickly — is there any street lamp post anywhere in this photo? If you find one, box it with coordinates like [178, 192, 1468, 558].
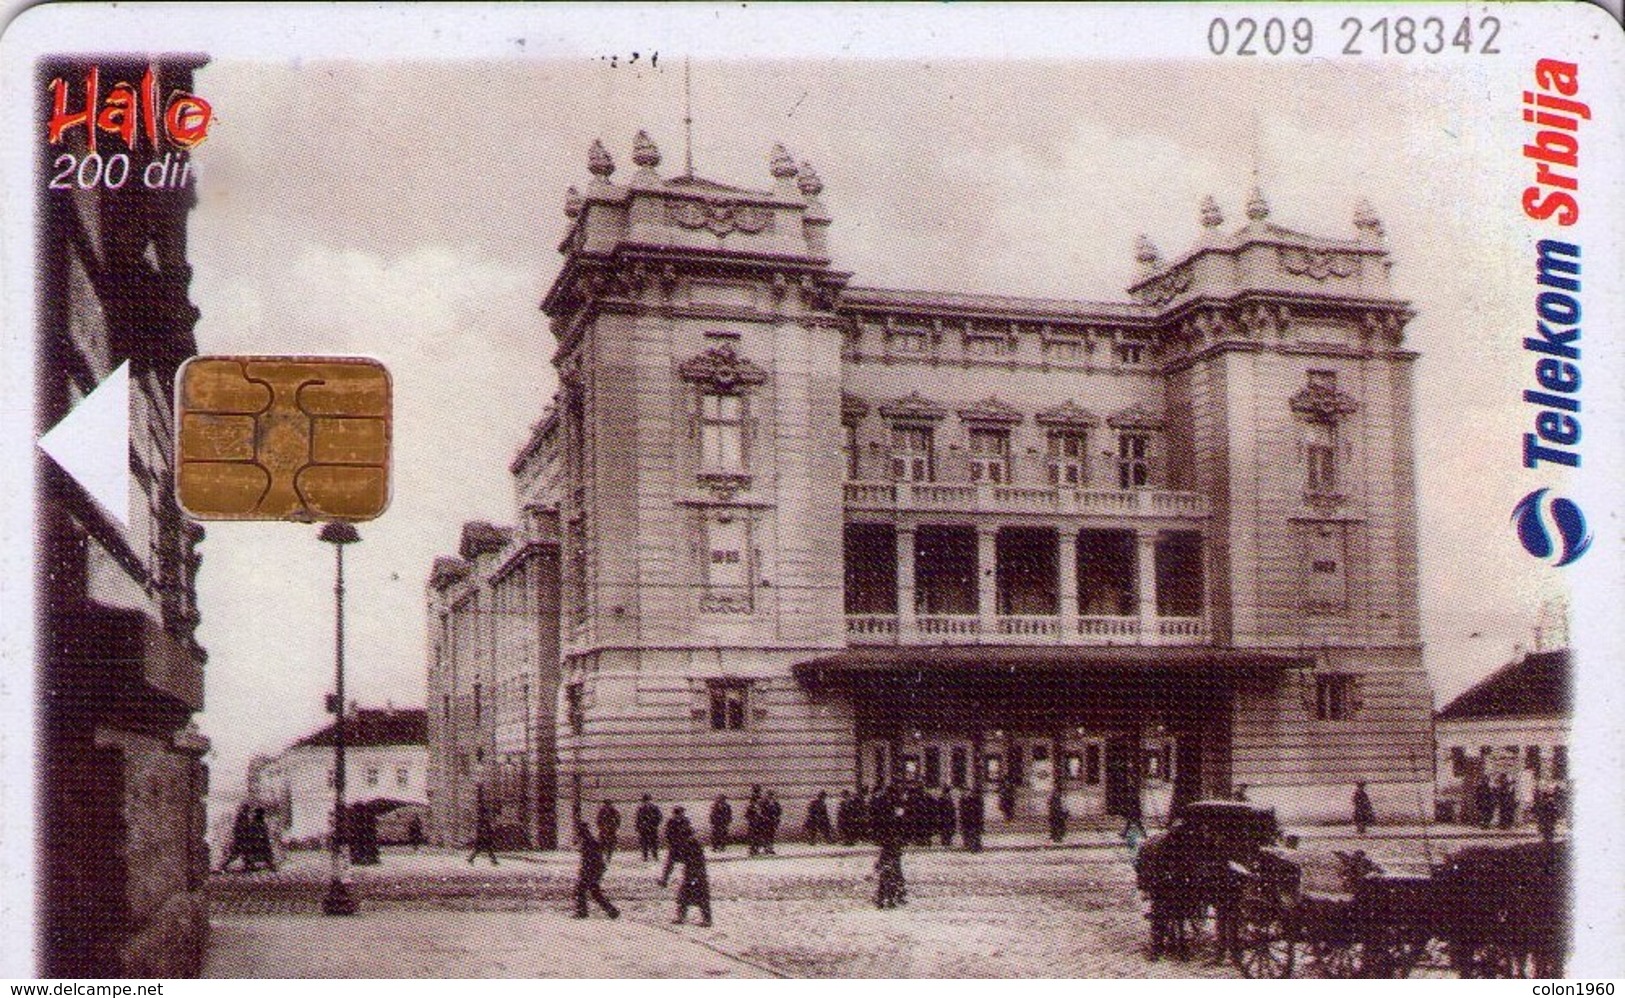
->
[320, 521, 361, 916]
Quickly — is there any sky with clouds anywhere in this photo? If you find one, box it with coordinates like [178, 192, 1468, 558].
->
[185, 56, 1574, 797]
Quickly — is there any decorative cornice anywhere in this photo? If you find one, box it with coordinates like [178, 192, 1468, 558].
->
[1279, 246, 1361, 281]
[956, 396, 1023, 425]
[1035, 399, 1100, 428]
[677, 344, 768, 392]
[1290, 384, 1360, 423]
[665, 199, 775, 237]
[1107, 403, 1163, 430]
[877, 391, 947, 422]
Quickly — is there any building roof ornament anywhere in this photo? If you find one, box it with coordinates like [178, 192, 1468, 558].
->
[564, 185, 583, 219]
[769, 143, 799, 180]
[1200, 195, 1224, 229]
[588, 139, 616, 180]
[1245, 187, 1271, 222]
[956, 396, 1024, 425]
[1107, 403, 1164, 430]
[429, 556, 470, 590]
[1353, 199, 1385, 240]
[1134, 234, 1161, 269]
[1035, 399, 1101, 428]
[678, 344, 769, 392]
[797, 161, 824, 198]
[878, 391, 948, 422]
[632, 129, 662, 170]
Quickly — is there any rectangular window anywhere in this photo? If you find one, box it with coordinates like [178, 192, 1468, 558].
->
[1117, 433, 1149, 489]
[1047, 430, 1087, 486]
[565, 682, 584, 736]
[1316, 674, 1356, 721]
[397, 766, 410, 788]
[1450, 746, 1467, 777]
[1552, 745, 1568, 780]
[707, 680, 749, 731]
[1064, 753, 1083, 780]
[968, 427, 1010, 483]
[923, 746, 942, 786]
[889, 327, 929, 354]
[843, 423, 860, 480]
[1306, 421, 1337, 493]
[700, 393, 745, 472]
[950, 746, 969, 789]
[326, 768, 335, 789]
[366, 767, 379, 787]
[890, 425, 934, 482]
[1525, 745, 1542, 774]
[1116, 341, 1146, 365]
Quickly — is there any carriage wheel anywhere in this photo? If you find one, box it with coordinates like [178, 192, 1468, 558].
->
[1306, 940, 1357, 978]
[1235, 918, 1295, 978]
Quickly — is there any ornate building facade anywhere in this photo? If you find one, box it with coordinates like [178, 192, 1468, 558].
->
[434, 130, 1434, 838]
[36, 58, 211, 975]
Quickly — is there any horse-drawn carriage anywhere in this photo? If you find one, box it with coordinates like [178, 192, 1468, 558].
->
[1135, 801, 1569, 978]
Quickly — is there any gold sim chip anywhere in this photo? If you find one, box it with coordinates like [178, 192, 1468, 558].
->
[176, 356, 391, 521]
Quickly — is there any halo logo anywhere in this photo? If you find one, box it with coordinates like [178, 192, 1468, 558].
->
[1512, 488, 1591, 567]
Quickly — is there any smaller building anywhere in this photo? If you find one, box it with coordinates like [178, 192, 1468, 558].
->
[1435, 649, 1570, 824]
[254, 706, 429, 846]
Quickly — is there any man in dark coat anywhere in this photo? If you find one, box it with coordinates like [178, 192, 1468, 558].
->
[1047, 789, 1069, 843]
[762, 790, 783, 854]
[708, 795, 732, 852]
[1494, 774, 1517, 829]
[659, 825, 712, 926]
[959, 785, 984, 852]
[243, 807, 278, 871]
[851, 786, 870, 843]
[635, 793, 663, 861]
[937, 788, 956, 847]
[572, 821, 619, 919]
[665, 804, 695, 855]
[1474, 776, 1495, 829]
[745, 786, 765, 856]
[596, 799, 622, 864]
[804, 790, 832, 845]
[998, 778, 1017, 823]
[1532, 788, 1560, 842]
[835, 790, 855, 846]
[407, 815, 425, 852]
[873, 790, 908, 909]
[1351, 781, 1376, 835]
[467, 803, 499, 866]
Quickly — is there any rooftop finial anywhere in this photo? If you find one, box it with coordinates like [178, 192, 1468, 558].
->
[683, 56, 695, 178]
[588, 139, 615, 181]
[770, 143, 798, 180]
[797, 161, 823, 198]
[1134, 234, 1161, 269]
[1245, 187, 1270, 222]
[564, 185, 583, 219]
[1353, 199, 1384, 239]
[632, 130, 661, 170]
[1199, 195, 1224, 229]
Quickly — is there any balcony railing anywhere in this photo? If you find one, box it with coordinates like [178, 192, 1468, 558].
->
[843, 480, 1208, 518]
[844, 612, 1208, 647]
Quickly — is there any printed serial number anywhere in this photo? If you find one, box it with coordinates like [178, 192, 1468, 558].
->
[1207, 15, 1502, 56]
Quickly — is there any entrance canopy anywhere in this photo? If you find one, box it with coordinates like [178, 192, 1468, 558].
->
[794, 644, 1311, 687]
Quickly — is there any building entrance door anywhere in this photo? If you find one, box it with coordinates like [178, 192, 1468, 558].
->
[1104, 735, 1140, 817]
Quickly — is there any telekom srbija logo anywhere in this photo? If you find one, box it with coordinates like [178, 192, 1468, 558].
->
[1512, 488, 1591, 567]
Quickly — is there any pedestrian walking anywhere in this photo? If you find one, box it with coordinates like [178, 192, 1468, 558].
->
[745, 786, 765, 856]
[635, 793, 662, 861]
[659, 826, 713, 926]
[1494, 774, 1517, 829]
[873, 792, 908, 909]
[571, 821, 620, 919]
[1474, 775, 1495, 829]
[1351, 781, 1376, 835]
[467, 804, 499, 866]
[1047, 789, 1069, 843]
[664, 804, 695, 855]
[596, 799, 622, 864]
[240, 807, 279, 872]
[1533, 788, 1559, 842]
[959, 785, 984, 852]
[804, 790, 832, 845]
[762, 789, 782, 854]
[998, 778, 1017, 823]
[937, 787, 956, 847]
[709, 794, 732, 852]
[406, 815, 424, 852]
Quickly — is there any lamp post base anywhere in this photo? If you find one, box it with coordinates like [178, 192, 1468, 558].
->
[321, 877, 357, 916]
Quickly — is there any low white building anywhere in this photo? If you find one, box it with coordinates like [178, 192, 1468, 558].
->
[255, 707, 429, 845]
[1435, 649, 1569, 825]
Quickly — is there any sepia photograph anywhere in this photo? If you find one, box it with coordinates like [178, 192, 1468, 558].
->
[3, 2, 1621, 983]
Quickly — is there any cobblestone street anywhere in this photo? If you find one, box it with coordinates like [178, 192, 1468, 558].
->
[206, 829, 1529, 977]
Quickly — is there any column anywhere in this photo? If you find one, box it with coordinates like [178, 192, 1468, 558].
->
[897, 525, 917, 642]
[978, 525, 999, 638]
[1137, 530, 1159, 645]
[1057, 530, 1078, 641]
